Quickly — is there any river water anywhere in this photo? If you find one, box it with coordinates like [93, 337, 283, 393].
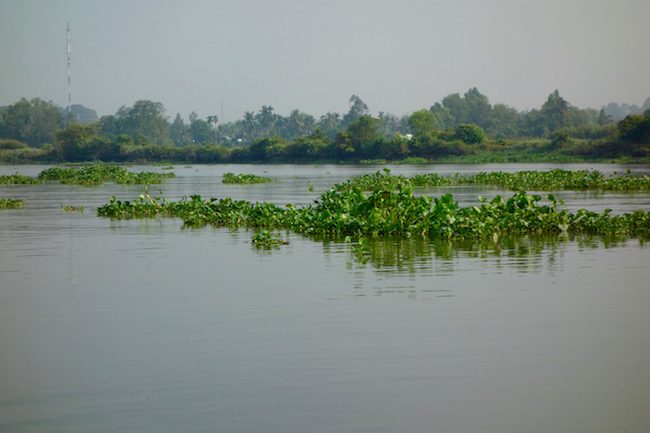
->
[1, 163, 649, 433]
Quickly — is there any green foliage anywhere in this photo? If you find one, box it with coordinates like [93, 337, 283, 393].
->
[0, 139, 28, 150]
[0, 198, 24, 209]
[408, 110, 438, 136]
[62, 205, 84, 213]
[98, 100, 171, 145]
[454, 124, 487, 144]
[37, 165, 175, 186]
[222, 172, 272, 184]
[97, 177, 650, 240]
[342, 95, 370, 127]
[618, 114, 650, 144]
[0, 98, 64, 147]
[338, 169, 650, 192]
[1, 90, 648, 163]
[55, 123, 110, 161]
[251, 230, 288, 248]
[0, 173, 43, 184]
[247, 136, 287, 161]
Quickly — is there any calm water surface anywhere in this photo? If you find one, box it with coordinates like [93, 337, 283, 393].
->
[1, 164, 650, 433]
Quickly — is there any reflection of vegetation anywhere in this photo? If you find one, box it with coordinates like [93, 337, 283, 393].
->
[340, 169, 650, 192]
[0, 198, 24, 209]
[37, 165, 175, 186]
[222, 172, 272, 184]
[337, 234, 640, 273]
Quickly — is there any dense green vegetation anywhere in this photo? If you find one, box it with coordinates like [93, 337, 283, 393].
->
[338, 169, 650, 192]
[2, 165, 175, 186]
[97, 179, 650, 240]
[0, 198, 24, 209]
[2, 90, 649, 163]
[222, 172, 272, 184]
[37, 165, 175, 186]
[251, 230, 289, 248]
[62, 205, 84, 213]
[0, 173, 43, 184]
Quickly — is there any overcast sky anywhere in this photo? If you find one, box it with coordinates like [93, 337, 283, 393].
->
[1, 0, 649, 121]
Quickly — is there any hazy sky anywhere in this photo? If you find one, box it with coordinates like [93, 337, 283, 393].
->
[1, 0, 649, 121]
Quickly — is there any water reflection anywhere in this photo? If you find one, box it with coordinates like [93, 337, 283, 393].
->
[320, 234, 645, 276]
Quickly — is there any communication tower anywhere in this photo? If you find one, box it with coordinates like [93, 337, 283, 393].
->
[66, 22, 72, 121]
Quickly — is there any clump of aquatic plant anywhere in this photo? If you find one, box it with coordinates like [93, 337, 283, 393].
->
[251, 230, 288, 248]
[37, 165, 175, 186]
[0, 198, 24, 209]
[97, 192, 171, 218]
[222, 172, 272, 184]
[0, 174, 43, 185]
[97, 177, 650, 240]
[453, 169, 650, 191]
[335, 169, 412, 192]
[341, 169, 650, 192]
[62, 205, 84, 213]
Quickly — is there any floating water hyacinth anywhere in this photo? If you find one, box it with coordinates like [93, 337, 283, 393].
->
[97, 179, 650, 240]
[37, 165, 175, 186]
[0, 174, 43, 185]
[341, 169, 650, 192]
[0, 198, 25, 209]
[222, 172, 272, 184]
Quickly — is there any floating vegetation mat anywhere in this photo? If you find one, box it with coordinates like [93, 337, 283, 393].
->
[38, 165, 175, 186]
[222, 172, 272, 184]
[0, 174, 43, 185]
[97, 181, 650, 240]
[0, 197, 24, 209]
[341, 169, 650, 192]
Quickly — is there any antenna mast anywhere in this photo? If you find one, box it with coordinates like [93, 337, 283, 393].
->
[66, 22, 72, 119]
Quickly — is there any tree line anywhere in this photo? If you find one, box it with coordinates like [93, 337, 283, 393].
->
[1, 89, 649, 163]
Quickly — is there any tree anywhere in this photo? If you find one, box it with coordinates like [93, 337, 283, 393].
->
[463, 87, 491, 127]
[188, 112, 214, 144]
[408, 109, 438, 136]
[68, 104, 99, 123]
[54, 123, 119, 161]
[378, 112, 401, 136]
[346, 115, 382, 155]
[283, 109, 316, 139]
[170, 113, 191, 146]
[454, 124, 487, 144]
[618, 114, 650, 144]
[248, 136, 286, 161]
[285, 130, 329, 160]
[0, 98, 64, 146]
[440, 93, 466, 126]
[342, 95, 369, 127]
[539, 90, 570, 134]
[489, 104, 521, 137]
[255, 105, 280, 137]
[316, 112, 342, 139]
[123, 100, 171, 145]
[55, 123, 97, 161]
[429, 103, 454, 130]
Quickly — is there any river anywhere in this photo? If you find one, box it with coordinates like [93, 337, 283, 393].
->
[1, 163, 649, 433]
